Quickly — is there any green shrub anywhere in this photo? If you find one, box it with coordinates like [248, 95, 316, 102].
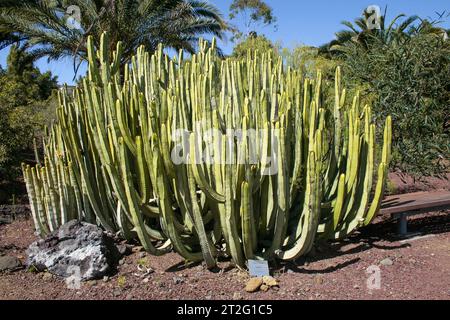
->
[341, 32, 449, 176]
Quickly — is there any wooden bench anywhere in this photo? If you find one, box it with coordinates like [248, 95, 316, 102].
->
[380, 190, 450, 236]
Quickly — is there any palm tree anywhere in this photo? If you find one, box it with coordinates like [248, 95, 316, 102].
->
[319, 7, 419, 54]
[0, 0, 228, 73]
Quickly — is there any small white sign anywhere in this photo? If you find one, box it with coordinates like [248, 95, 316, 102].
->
[248, 260, 270, 277]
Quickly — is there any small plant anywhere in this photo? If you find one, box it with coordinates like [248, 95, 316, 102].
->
[117, 275, 126, 288]
[385, 179, 398, 195]
[137, 258, 148, 268]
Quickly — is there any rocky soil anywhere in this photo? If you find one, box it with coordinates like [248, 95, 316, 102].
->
[1, 209, 449, 300]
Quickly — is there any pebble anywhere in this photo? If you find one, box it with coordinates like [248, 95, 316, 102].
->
[87, 280, 98, 287]
[113, 289, 121, 297]
[173, 276, 185, 284]
[262, 276, 278, 287]
[233, 292, 242, 300]
[132, 246, 144, 253]
[116, 244, 132, 257]
[138, 252, 146, 259]
[260, 284, 269, 292]
[103, 276, 109, 282]
[245, 277, 263, 293]
[380, 258, 394, 266]
[42, 272, 53, 281]
[315, 276, 324, 285]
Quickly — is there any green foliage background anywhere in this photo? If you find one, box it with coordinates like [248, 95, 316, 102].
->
[0, 46, 58, 183]
[342, 32, 450, 176]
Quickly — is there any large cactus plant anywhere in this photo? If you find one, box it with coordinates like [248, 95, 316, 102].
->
[23, 33, 391, 269]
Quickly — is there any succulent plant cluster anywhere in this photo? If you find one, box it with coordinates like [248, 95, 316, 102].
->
[23, 33, 391, 268]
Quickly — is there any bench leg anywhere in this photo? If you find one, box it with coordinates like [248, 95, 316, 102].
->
[397, 213, 408, 236]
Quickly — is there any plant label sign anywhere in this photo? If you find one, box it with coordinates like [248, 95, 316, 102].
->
[248, 260, 270, 277]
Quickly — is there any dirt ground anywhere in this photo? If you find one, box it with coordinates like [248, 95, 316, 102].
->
[1, 209, 449, 300]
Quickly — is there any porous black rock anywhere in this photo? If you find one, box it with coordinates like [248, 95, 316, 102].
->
[26, 220, 120, 281]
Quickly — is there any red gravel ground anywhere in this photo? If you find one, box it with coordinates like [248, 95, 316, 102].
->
[1, 209, 449, 300]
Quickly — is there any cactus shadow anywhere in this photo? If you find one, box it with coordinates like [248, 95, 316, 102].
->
[279, 257, 361, 275]
[165, 260, 203, 273]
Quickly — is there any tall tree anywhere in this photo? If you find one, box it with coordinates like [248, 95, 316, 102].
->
[320, 7, 419, 54]
[229, 0, 276, 39]
[0, 0, 228, 71]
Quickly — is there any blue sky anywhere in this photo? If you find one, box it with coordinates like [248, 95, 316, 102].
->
[1, 0, 448, 85]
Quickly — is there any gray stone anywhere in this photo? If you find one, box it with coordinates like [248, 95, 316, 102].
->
[380, 258, 394, 266]
[116, 244, 132, 257]
[173, 276, 185, 284]
[0, 255, 22, 271]
[26, 220, 120, 281]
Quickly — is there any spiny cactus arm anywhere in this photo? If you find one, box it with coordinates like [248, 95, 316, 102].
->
[353, 112, 375, 220]
[99, 33, 112, 84]
[116, 202, 135, 241]
[160, 123, 176, 179]
[381, 116, 392, 165]
[116, 99, 137, 156]
[23, 164, 48, 236]
[363, 116, 392, 226]
[136, 136, 151, 204]
[56, 162, 68, 225]
[289, 113, 303, 202]
[110, 41, 123, 77]
[265, 125, 289, 258]
[363, 163, 387, 226]
[241, 181, 256, 260]
[275, 152, 320, 261]
[153, 146, 204, 262]
[345, 106, 361, 190]
[332, 174, 347, 230]
[84, 93, 133, 229]
[86, 36, 101, 84]
[258, 168, 273, 239]
[119, 138, 170, 256]
[39, 167, 57, 232]
[224, 160, 245, 268]
[67, 162, 83, 221]
[189, 133, 225, 203]
[187, 166, 217, 269]
[332, 130, 372, 239]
